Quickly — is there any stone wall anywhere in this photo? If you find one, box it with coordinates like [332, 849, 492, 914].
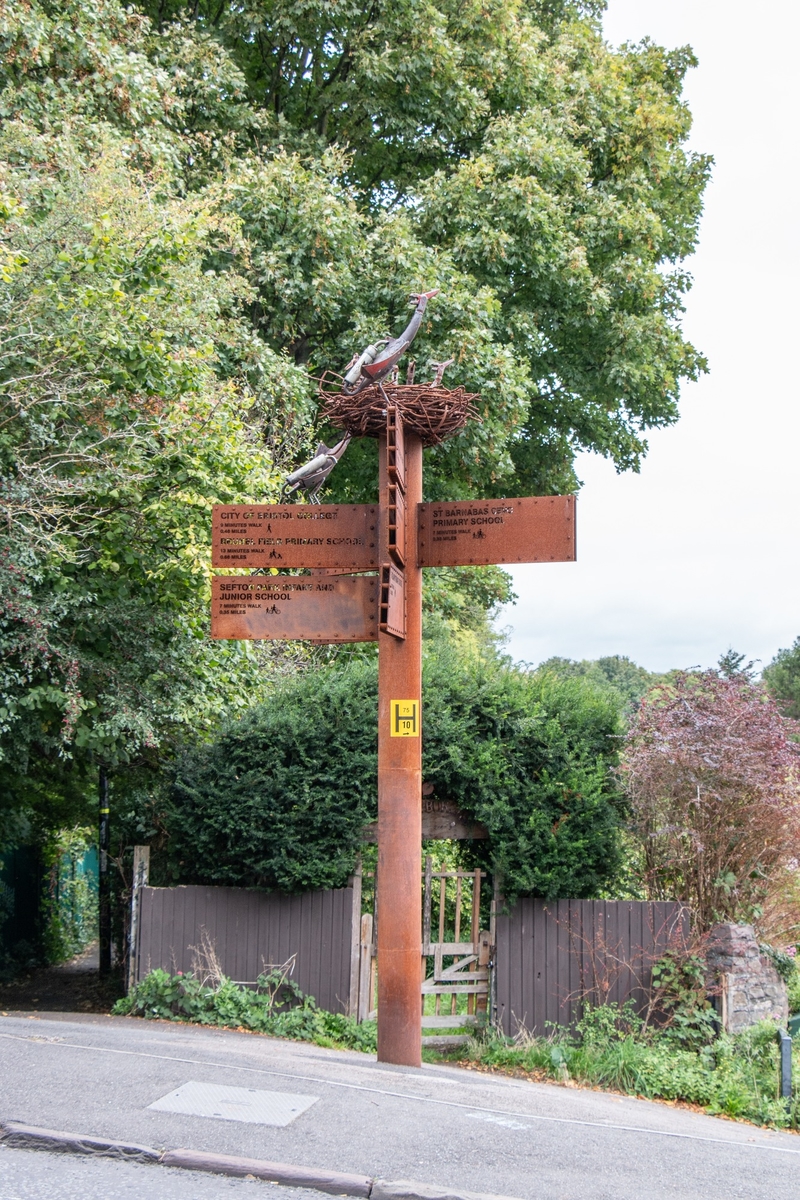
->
[706, 923, 788, 1033]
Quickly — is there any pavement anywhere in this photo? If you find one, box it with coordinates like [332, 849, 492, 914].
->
[1, 1010, 799, 1200]
[0, 943, 121, 1014]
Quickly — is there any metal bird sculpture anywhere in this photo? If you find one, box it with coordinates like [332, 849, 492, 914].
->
[429, 358, 455, 387]
[280, 432, 351, 504]
[341, 289, 439, 395]
[280, 288, 443, 502]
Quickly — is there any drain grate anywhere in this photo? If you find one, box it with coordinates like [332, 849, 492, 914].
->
[149, 1081, 319, 1127]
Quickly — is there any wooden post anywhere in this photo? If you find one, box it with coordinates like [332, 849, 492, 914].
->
[477, 930, 492, 1017]
[127, 846, 150, 993]
[358, 912, 374, 1023]
[422, 855, 433, 1015]
[376, 429, 422, 1067]
[348, 859, 363, 1017]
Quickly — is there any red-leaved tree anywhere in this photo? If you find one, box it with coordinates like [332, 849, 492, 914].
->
[620, 671, 800, 936]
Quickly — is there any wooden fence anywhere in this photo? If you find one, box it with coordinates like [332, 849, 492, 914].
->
[134, 883, 360, 1016]
[494, 899, 688, 1036]
[132, 878, 689, 1033]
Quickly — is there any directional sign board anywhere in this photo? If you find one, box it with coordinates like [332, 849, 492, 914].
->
[417, 495, 575, 567]
[213, 504, 378, 570]
[211, 575, 379, 643]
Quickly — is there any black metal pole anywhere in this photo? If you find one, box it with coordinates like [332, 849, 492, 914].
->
[98, 768, 111, 975]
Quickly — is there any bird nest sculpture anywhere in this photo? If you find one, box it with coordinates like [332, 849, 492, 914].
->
[318, 379, 480, 448]
[281, 289, 480, 498]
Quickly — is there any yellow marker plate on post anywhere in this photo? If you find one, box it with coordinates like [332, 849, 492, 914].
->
[390, 700, 419, 737]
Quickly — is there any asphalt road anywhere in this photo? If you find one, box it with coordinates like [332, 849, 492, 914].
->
[1, 1012, 799, 1200]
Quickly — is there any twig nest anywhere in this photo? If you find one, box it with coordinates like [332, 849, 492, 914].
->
[318, 378, 480, 447]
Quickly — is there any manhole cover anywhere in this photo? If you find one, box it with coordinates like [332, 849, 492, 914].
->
[149, 1081, 319, 1126]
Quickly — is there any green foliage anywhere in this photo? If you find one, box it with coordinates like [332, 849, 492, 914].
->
[41, 827, 98, 963]
[449, 1010, 800, 1129]
[763, 637, 800, 721]
[424, 644, 625, 900]
[219, 150, 537, 498]
[0, 0, 709, 497]
[423, 566, 516, 635]
[0, 134, 314, 829]
[758, 943, 797, 985]
[113, 967, 377, 1052]
[1, 0, 710, 838]
[717, 648, 758, 681]
[161, 634, 624, 899]
[535, 655, 660, 709]
[163, 662, 379, 892]
[786, 957, 800, 1016]
[649, 951, 717, 1050]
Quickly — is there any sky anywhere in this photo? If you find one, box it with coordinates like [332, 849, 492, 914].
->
[498, 0, 800, 675]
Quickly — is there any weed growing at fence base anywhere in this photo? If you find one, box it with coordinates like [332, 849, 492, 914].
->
[428, 1003, 800, 1130]
[113, 968, 377, 1053]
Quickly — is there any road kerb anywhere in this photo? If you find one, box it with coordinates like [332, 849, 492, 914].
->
[0, 1119, 524, 1200]
[162, 1147, 373, 1195]
[0, 1120, 160, 1163]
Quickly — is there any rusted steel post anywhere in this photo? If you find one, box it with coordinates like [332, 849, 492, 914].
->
[377, 430, 422, 1067]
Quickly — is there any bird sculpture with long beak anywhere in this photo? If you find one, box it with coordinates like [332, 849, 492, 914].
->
[281, 288, 443, 503]
[279, 432, 351, 504]
[341, 289, 439, 395]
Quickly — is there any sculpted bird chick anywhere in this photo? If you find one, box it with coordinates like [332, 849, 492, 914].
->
[341, 290, 439, 394]
[429, 358, 455, 387]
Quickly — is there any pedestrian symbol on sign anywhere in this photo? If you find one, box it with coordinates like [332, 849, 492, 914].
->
[390, 700, 419, 737]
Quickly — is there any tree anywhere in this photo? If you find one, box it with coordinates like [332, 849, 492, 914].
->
[0, 0, 711, 825]
[1, 0, 710, 498]
[0, 137, 313, 827]
[155, 632, 624, 899]
[763, 638, 800, 721]
[717, 648, 757, 681]
[536, 655, 659, 708]
[619, 671, 800, 932]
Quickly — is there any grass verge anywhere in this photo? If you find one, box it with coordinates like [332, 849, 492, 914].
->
[426, 1003, 800, 1130]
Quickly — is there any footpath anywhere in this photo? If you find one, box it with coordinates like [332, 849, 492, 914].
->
[0, 1011, 799, 1200]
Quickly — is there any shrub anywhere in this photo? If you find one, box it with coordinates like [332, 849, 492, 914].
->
[162, 639, 625, 899]
[113, 967, 377, 1053]
[620, 671, 800, 930]
[164, 661, 379, 892]
[423, 646, 626, 901]
[648, 951, 717, 1049]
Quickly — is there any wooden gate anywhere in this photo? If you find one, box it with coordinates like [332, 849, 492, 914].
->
[421, 856, 492, 1031]
[355, 858, 495, 1027]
